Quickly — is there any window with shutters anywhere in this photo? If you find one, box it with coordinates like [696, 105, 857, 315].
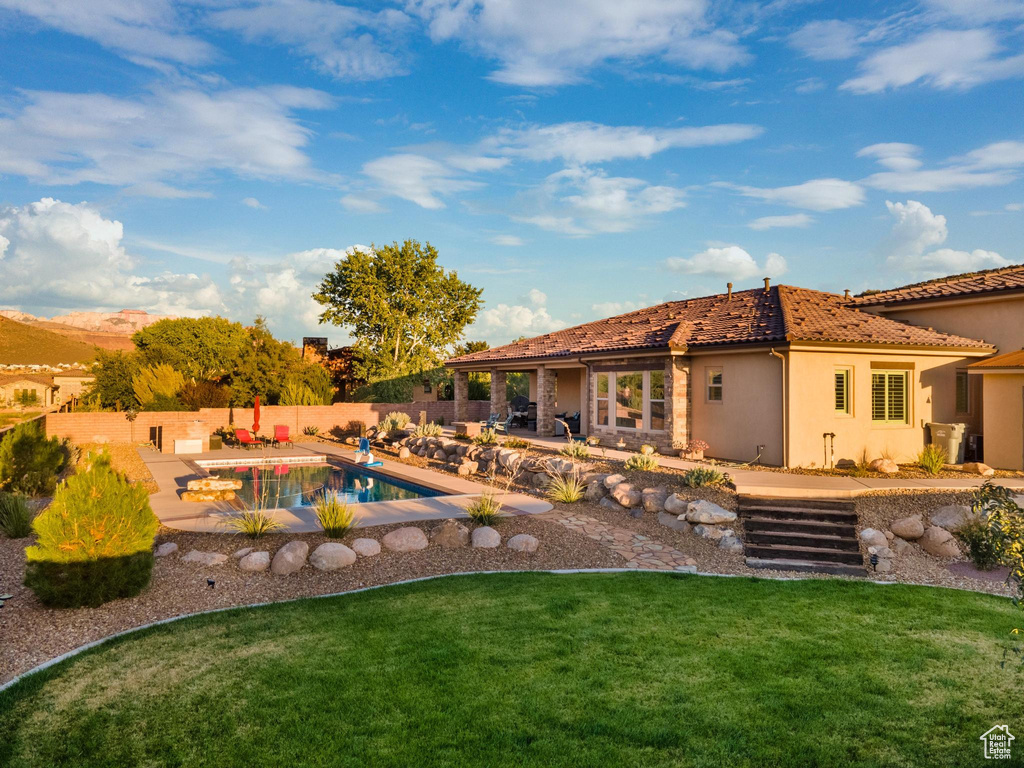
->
[871, 370, 909, 424]
[955, 371, 970, 414]
[834, 368, 851, 415]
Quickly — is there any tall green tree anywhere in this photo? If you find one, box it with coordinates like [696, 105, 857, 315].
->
[86, 350, 142, 409]
[313, 240, 482, 382]
[133, 317, 248, 379]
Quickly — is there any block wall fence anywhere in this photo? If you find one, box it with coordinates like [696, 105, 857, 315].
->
[44, 401, 491, 445]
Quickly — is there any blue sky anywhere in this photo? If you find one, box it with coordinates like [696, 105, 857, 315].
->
[0, 0, 1022, 346]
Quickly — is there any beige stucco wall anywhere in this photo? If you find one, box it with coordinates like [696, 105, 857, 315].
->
[978, 374, 1024, 471]
[867, 295, 1024, 353]
[787, 348, 973, 467]
[0, 380, 54, 407]
[555, 369, 582, 415]
[688, 350, 784, 466]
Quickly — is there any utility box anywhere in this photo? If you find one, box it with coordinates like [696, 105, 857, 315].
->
[927, 422, 967, 464]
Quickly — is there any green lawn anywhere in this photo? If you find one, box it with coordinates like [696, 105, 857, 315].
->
[1, 573, 1022, 767]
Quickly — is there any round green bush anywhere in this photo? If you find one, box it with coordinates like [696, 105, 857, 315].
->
[24, 451, 158, 608]
[0, 420, 65, 496]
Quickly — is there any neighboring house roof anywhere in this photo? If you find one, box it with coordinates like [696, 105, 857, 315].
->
[968, 349, 1024, 370]
[0, 374, 54, 386]
[852, 263, 1024, 308]
[448, 285, 994, 366]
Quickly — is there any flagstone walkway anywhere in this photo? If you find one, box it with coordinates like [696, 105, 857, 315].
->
[538, 508, 697, 571]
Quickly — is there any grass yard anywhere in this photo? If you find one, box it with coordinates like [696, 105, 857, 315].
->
[1, 573, 1022, 767]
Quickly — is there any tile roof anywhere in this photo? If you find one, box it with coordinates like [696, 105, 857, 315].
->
[968, 349, 1024, 369]
[852, 263, 1024, 307]
[0, 374, 54, 386]
[448, 285, 994, 365]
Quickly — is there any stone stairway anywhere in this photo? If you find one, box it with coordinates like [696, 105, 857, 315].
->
[738, 495, 866, 577]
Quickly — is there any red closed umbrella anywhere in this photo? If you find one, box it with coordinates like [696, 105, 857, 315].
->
[253, 395, 261, 435]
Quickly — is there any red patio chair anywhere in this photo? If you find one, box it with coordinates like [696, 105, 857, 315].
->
[234, 428, 265, 450]
[273, 424, 293, 448]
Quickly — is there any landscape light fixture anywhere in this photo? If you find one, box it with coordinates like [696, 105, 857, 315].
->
[869, 554, 879, 571]
[207, 579, 216, 589]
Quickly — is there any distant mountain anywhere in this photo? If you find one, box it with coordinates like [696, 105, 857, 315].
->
[0, 316, 100, 365]
[0, 308, 175, 334]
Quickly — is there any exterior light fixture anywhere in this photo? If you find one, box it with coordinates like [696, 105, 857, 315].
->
[869, 553, 879, 571]
[207, 579, 216, 589]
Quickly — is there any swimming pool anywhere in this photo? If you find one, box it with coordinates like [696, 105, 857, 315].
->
[206, 463, 444, 509]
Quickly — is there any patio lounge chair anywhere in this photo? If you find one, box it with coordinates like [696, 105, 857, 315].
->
[493, 414, 513, 435]
[234, 428, 265, 450]
[480, 412, 501, 431]
[272, 424, 293, 448]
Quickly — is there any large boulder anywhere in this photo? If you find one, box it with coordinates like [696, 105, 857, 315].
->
[685, 500, 736, 525]
[641, 487, 670, 513]
[889, 514, 925, 540]
[930, 504, 976, 531]
[154, 542, 178, 558]
[868, 458, 899, 474]
[187, 477, 243, 492]
[430, 519, 470, 548]
[657, 511, 692, 532]
[599, 496, 623, 511]
[471, 526, 501, 548]
[603, 473, 626, 489]
[545, 457, 575, 475]
[694, 524, 732, 541]
[271, 541, 309, 575]
[719, 535, 744, 553]
[351, 538, 381, 557]
[431, 449, 447, 461]
[507, 533, 540, 553]
[610, 483, 642, 508]
[456, 461, 479, 476]
[181, 549, 228, 567]
[581, 472, 609, 486]
[398, 447, 412, 459]
[663, 493, 689, 515]
[963, 462, 995, 477]
[238, 551, 270, 572]
[919, 526, 961, 558]
[890, 536, 912, 555]
[585, 482, 608, 502]
[310, 543, 357, 571]
[382, 527, 429, 552]
[859, 528, 888, 548]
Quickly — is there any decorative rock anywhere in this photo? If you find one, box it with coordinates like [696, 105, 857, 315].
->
[232, 547, 253, 559]
[663, 493, 688, 515]
[271, 541, 309, 575]
[432, 449, 447, 460]
[599, 496, 623, 511]
[430, 519, 470, 548]
[918, 526, 961, 558]
[685, 500, 737, 525]
[859, 528, 888, 548]
[874, 558, 893, 573]
[181, 489, 235, 502]
[507, 533, 539, 553]
[628, 508, 643, 519]
[889, 514, 925, 540]
[471, 526, 501, 548]
[398, 447, 411, 459]
[238, 551, 270, 572]
[868, 458, 899, 474]
[719, 535, 744, 553]
[382, 526, 429, 552]
[351, 538, 381, 557]
[884, 530, 894, 541]
[532, 472, 550, 488]
[581, 472, 609, 485]
[603, 473, 626, 489]
[963, 462, 995, 477]
[154, 542, 178, 557]
[641, 487, 669, 513]
[310, 542, 357, 571]
[610, 482, 642, 508]
[930, 504, 976, 531]
[657, 511, 692, 532]
[585, 481, 608, 501]
[187, 478, 243, 492]
[694, 524, 731, 541]
[867, 545, 894, 559]
[456, 461, 479, 476]
[890, 536, 911, 555]
[545, 457, 575, 475]
[181, 549, 228, 566]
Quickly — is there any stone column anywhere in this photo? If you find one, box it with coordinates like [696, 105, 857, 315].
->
[669, 357, 690, 450]
[489, 368, 508, 419]
[536, 366, 556, 436]
[454, 370, 469, 423]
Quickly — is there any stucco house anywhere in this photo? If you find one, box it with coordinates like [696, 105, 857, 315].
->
[0, 374, 57, 408]
[446, 268, 1024, 469]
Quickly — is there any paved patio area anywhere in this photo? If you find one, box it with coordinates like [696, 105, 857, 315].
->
[139, 441, 551, 533]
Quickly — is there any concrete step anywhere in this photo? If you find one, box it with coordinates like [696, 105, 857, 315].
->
[743, 516, 857, 537]
[744, 542, 865, 566]
[745, 529, 861, 551]
[745, 557, 868, 577]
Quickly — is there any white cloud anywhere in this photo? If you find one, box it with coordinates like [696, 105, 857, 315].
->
[473, 302, 565, 342]
[242, 197, 266, 209]
[856, 143, 922, 171]
[0, 0, 215, 67]
[360, 154, 489, 209]
[0, 86, 332, 194]
[1007, 202, 1024, 211]
[883, 199, 1011, 276]
[340, 195, 387, 213]
[841, 29, 1024, 94]
[788, 20, 861, 61]
[484, 121, 763, 164]
[591, 300, 651, 316]
[491, 235, 523, 246]
[408, 0, 750, 87]
[207, 0, 410, 81]
[747, 213, 814, 230]
[794, 77, 826, 94]
[725, 178, 865, 211]
[925, 0, 1024, 21]
[523, 288, 546, 306]
[665, 246, 787, 281]
[861, 139, 1024, 192]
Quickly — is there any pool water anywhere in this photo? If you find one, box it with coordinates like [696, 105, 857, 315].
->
[206, 463, 443, 509]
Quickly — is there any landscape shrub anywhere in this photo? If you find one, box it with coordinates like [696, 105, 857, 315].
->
[957, 518, 1001, 571]
[132, 364, 185, 408]
[413, 422, 444, 438]
[917, 443, 947, 475]
[0, 420, 66, 496]
[142, 393, 188, 411]
[559, 442, 590, 460]
[379, 412, 411, 434]
[303, 425, 320, 436]
[343, 420, 366, 436]
[179, 380, 231, 409]
[280, 377, 319, 406]
[547, 474, 585, 503]
[24, 452, 159, 608]
[973, 483, 1024, 606]
[683, 466, 727, 488]
[472, 429, 498, 446]
[224, 510, 285, 539]
[503, 436, 530, 450]
[466, 493, 503, 525]
[315, 493, 359, 538]
[0, 493, 33, 538]
[624, 453, 658, 471]
[640, 443, 657, 456]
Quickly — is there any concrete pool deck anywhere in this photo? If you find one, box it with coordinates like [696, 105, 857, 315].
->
[138, 441, 552, 533]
